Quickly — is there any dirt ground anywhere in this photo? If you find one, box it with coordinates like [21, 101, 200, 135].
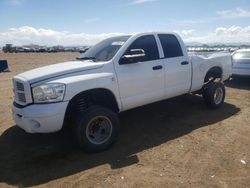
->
[0, 52, 249, 188]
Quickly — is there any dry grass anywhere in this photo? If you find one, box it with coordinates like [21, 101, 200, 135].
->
[0, 52, 249, 187]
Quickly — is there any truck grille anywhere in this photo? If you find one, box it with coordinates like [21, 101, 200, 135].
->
[16, 81, 24, 91]
[17, 92, 26, 103]
[14, 80, 27, 104]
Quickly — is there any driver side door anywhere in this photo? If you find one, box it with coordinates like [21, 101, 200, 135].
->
[115, 35, 165, 111]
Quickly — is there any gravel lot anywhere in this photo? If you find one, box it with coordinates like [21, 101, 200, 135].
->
[0, 52, 249, 187]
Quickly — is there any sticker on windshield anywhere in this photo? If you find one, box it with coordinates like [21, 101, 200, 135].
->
[111, 41, 125, 46]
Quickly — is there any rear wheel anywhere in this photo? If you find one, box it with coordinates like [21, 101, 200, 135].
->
[203, 82, 225, 109]
[74, 106, 120, 152]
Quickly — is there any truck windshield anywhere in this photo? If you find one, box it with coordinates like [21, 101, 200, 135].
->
[78, 35, 131, 62]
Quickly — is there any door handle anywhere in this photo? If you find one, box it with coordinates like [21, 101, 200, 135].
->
[152, 65, 163, 70]
[181, 61, 189, 65]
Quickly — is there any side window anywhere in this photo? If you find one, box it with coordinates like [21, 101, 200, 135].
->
[125, 35, 159, 62]
[158, 34, 183, 58]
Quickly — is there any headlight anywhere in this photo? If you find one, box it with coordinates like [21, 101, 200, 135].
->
[32, 83, 66, 103]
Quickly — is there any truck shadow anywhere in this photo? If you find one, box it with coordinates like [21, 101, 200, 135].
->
[0, 95, 240, 187]
[225, 77, 250, 90]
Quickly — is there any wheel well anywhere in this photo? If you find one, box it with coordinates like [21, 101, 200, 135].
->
[204, 66, 222, 84]
[63, 88, 119, 127]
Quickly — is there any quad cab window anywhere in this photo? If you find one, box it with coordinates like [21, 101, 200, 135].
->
[158, 34, 183, 58]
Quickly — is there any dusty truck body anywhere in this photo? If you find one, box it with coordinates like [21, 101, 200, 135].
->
[12, 32, 232, 152]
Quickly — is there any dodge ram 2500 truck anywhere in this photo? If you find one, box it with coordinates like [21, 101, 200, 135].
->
[12, 32, 232, 152]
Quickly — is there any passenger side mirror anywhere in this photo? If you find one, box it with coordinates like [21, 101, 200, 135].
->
[119, 49, 145, 65]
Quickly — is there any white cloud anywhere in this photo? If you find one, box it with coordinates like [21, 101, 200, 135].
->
[217, 8, 250, 19]
[174, 29, 195, 37]
[129, 0, 158, 5]
[0, 26, 125, 46]
[176, 8, 250, 26]
[179, 26, 250, 43]
[1, 25, 250, 46]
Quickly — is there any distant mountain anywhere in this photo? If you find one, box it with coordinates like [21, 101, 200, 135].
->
[186, 42, 250, 47]
[185, 42, 203, 46]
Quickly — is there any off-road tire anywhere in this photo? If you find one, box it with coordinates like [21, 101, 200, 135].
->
[74, 105, 120, 152]
[203, 82, 225, 109]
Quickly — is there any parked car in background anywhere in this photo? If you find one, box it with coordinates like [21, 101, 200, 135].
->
[232, 49, 250, 77]
[15, 47, 26, 53]
[2, 44, 15, 53]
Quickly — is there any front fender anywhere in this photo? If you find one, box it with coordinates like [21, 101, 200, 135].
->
[48, 72, 122, 110]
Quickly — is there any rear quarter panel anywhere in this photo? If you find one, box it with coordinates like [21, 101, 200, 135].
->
[190, 53, 232, 92]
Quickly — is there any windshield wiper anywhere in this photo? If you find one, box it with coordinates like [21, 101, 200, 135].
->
[76, 57, 96, 61]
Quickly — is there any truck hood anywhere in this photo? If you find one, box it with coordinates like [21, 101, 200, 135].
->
[17, 60, 104, 84]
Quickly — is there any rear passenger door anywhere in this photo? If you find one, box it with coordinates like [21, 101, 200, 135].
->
[157, 34, 192, 98]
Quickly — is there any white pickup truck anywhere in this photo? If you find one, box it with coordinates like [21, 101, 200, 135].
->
[12, 32, 232, 152]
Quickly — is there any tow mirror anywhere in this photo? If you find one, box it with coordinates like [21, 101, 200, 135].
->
[119, 49, 145, 65]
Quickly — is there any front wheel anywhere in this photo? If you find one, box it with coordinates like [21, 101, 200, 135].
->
[203, 82, 225, 109]
[74, 106, 120, 152]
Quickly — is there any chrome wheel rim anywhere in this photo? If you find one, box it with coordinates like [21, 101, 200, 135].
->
[214, 87, 223, 105]
[86, 116, 112, 145]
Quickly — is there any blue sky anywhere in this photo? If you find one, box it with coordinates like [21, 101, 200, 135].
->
[0, 0, 250, 45]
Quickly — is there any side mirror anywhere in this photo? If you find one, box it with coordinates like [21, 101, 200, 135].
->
[119, 49, 145, 65]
